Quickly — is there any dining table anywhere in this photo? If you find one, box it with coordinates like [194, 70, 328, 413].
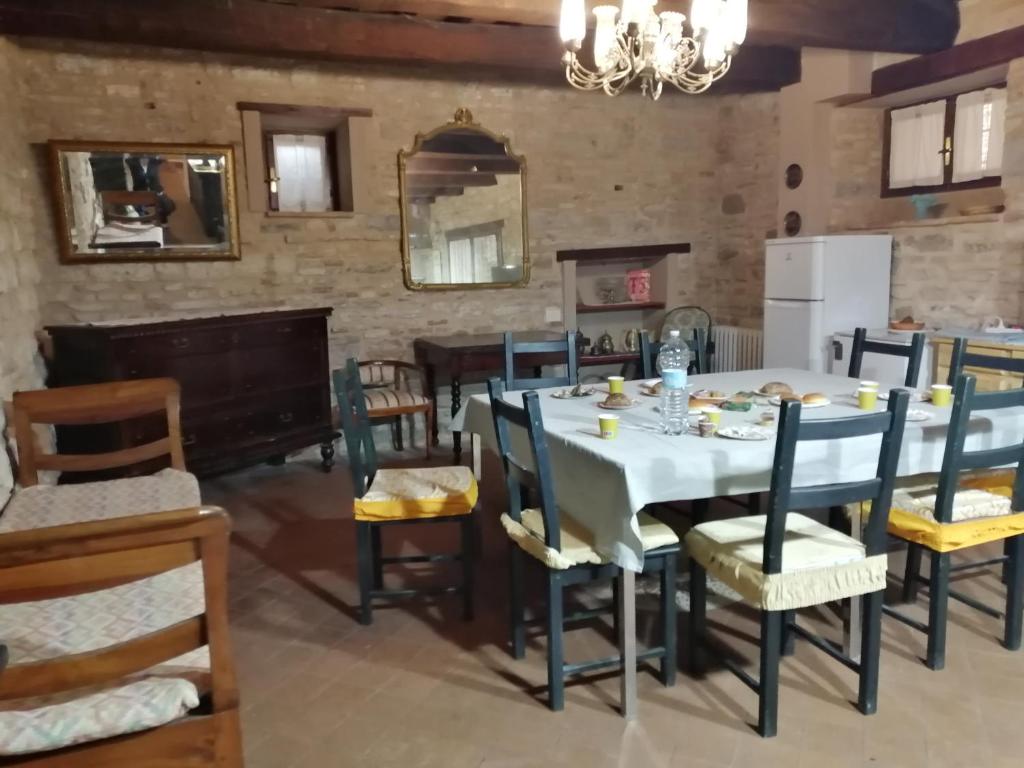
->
[453, 367, 1024, 719]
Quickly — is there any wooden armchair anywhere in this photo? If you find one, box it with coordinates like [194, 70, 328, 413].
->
[355, 360, 434, 459]
[11, 378, 185, 486]
[0, 507, 242, 766]
[100, 190, 162, 224]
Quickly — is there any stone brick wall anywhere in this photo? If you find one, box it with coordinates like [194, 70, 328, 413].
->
[0, 37, 43, 400]
[3, 37, 779, 376]
[958, 0, 1024, 42]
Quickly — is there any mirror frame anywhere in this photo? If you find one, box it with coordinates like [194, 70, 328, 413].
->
[398, 108, 530, 291]
[47, 140, 242, 264]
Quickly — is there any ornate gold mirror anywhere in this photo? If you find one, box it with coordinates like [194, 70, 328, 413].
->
[398, 109, 529, 290]
[48, 140, 241, 264]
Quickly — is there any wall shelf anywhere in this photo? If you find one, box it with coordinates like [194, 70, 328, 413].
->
[576, 301, 665, 314]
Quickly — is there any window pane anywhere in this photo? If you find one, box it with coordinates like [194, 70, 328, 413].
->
[272, 134, 332, 212]
[953, 88, 1006, 183]
[448, 237, 474, 283]
[889, 100, 946, 189]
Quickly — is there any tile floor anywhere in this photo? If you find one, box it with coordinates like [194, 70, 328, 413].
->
[202, 438, 1024, 768]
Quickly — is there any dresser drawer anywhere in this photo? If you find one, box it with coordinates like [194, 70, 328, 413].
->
[116, 328, 235, 360]
[239, 317, 325, 349]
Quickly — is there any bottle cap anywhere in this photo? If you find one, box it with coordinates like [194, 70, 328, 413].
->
[669, 330, 680, 338]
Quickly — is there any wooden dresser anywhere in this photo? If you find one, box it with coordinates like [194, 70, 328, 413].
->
[46, 307, 338, 478]
[933, 336, 1024, 392]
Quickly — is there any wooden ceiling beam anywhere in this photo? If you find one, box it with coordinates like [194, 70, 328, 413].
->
[271, 0, 960, 54]
[0, 0, 799, 92]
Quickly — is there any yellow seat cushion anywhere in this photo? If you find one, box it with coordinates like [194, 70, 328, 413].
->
[501, 509, 678, 571]
[685, 513, 887, 611]
[886, 476, 1024, 552]
[354, 466, 477, 522]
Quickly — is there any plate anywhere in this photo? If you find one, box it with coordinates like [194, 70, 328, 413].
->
[768, 396, 830, 408]
[640, 379, 693, 397]
[756, 387, 795, 398]
[598, 399, 640, 410]
[906, 409, 931, 422]
[878, 389, 930, 403]
[718, 425, 774, 441]
[551, 387, 596, 399]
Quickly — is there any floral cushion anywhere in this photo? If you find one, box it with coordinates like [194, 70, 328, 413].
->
[0, 468, 208, 755]
[354, 465, 477, 521]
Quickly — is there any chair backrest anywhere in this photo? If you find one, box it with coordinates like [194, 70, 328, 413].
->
[932, 373, 1024, 521]
[0, 507, 238, 716]
[101, 190, 162, 223]
[333, 358, 377, 498]
[640, 329, 707, 380]
[358, 361, 397, 388]
[11, 378, 185, 487]
[487, 378, 561, 551]
[946, 336, 1024, 388]
[765, 389, 910, 572]
[503, 331, 578, 391]
[847, 327, 927, 388]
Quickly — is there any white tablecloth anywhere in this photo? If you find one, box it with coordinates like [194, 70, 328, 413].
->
[455, 368, 1024, 572]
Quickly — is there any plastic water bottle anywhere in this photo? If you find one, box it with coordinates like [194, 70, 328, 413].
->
[657, 330, 691, 435]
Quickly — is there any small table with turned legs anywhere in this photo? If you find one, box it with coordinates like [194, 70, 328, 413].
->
[413, 332, 566, 464]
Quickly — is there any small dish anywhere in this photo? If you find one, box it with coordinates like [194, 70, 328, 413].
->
[598, 399, 640, 411]
[878, 389, 930, 403]
[768, 396, 830, 408]
[718, 425, 774, 441]
[551, 387, 596, 399]
[905, 409, 931, 422]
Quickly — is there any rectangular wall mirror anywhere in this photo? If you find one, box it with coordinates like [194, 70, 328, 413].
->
[398, 109, 529, 290]
[48, 140, 241, 263]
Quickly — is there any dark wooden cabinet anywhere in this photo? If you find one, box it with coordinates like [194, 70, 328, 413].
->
[46, 307, 338, 478]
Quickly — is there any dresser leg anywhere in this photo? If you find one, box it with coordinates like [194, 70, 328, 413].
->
[451, 376, 463, 465]
[320, 441, 335, 472]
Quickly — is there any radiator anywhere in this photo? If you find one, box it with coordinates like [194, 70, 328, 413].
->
[710, 326, 763, 372]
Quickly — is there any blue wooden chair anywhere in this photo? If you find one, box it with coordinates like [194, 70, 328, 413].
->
[884, 373, 1024, 670]
[502, 331, 578, 391]
[487, 378, 679, 710]
[848, 327, 927, 388]
[946, 336, 1024, 387]
[334, 358, 477, 625]
[639, 329, 708, 380]
[687, 390, 910, 737]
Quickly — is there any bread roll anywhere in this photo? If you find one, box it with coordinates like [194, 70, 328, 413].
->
[802, 392, 828, 405]
[761, 381, 794, 396]
[605, 392, 633, 407]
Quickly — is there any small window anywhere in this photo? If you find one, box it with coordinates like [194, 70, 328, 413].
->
[444, 222, 503, 284]
[265, 132, 339, 213]
[883, 86, 1006, 196]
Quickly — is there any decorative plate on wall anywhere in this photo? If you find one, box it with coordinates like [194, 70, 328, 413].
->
[784, 211, 802, 236]
[785, 163, 803, 190]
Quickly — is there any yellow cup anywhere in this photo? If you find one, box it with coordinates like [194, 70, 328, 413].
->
[931, 384, 952, 407]
[607, 376, 625, 395]
[701, 406, 722, 425]
[598, 414, 620, 440]
[857, 387, 878, 411]
[859, 380, 880, 391]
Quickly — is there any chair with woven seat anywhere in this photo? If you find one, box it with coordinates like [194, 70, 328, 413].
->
[639, 329, 709, 380]
[848, 327, 927, 388]
[356, 360, 434, 459]
[487, 378, 679, 711]
[687, 390, 910, 737]
[883, 373, 1024, 670]
[502, 331, 578, 391]
[334, 359, 476, 625]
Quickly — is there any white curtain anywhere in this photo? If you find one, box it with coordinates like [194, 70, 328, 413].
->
[272, 134, 331, 212]
[448, 238, 474, 283]
[473, 235, 499, 273]
[953, 88, 1006, 183]
[889, 100, 947, 189]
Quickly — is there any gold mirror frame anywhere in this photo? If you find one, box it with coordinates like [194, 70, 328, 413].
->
[398, 108, 530, 291]
[48, 140, 242, 264]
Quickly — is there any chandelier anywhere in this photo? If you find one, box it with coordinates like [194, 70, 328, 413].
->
[559, 0, 748, 100]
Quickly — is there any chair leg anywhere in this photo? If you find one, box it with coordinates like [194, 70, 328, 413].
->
[509, 544, 526, 659]
[461, 515, 475, 621]
[1004, 534, 1024, 651]
[780, 610, 795, 657]
[902, 543, 922, 603]
[659, 552, 678, 686]
[828, 505, 848, 534]
[392, 415, 404, 451]
[747, 493, 760, 515]
[687, 558, 707, 675]
[423, 406, 433, 460]
[691, 498, 709, 526]
[1003, 537, 1012, 585]
[547, 570, 565, 712]
[371, 525, 383, 590]
[758, 611, 782, 738]
[611, 574, 621, 640]
[926, 550, 951, 671]
[355, 521, 374, 626]
[858, 590, 884, 715]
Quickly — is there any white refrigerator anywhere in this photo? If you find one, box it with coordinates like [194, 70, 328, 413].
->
[763, 235, 893, 373]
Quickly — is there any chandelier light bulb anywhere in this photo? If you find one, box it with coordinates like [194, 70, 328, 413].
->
[592, 5, 620, 71]
[559, 0, 586, 46]
[726, 0, 748, 47]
